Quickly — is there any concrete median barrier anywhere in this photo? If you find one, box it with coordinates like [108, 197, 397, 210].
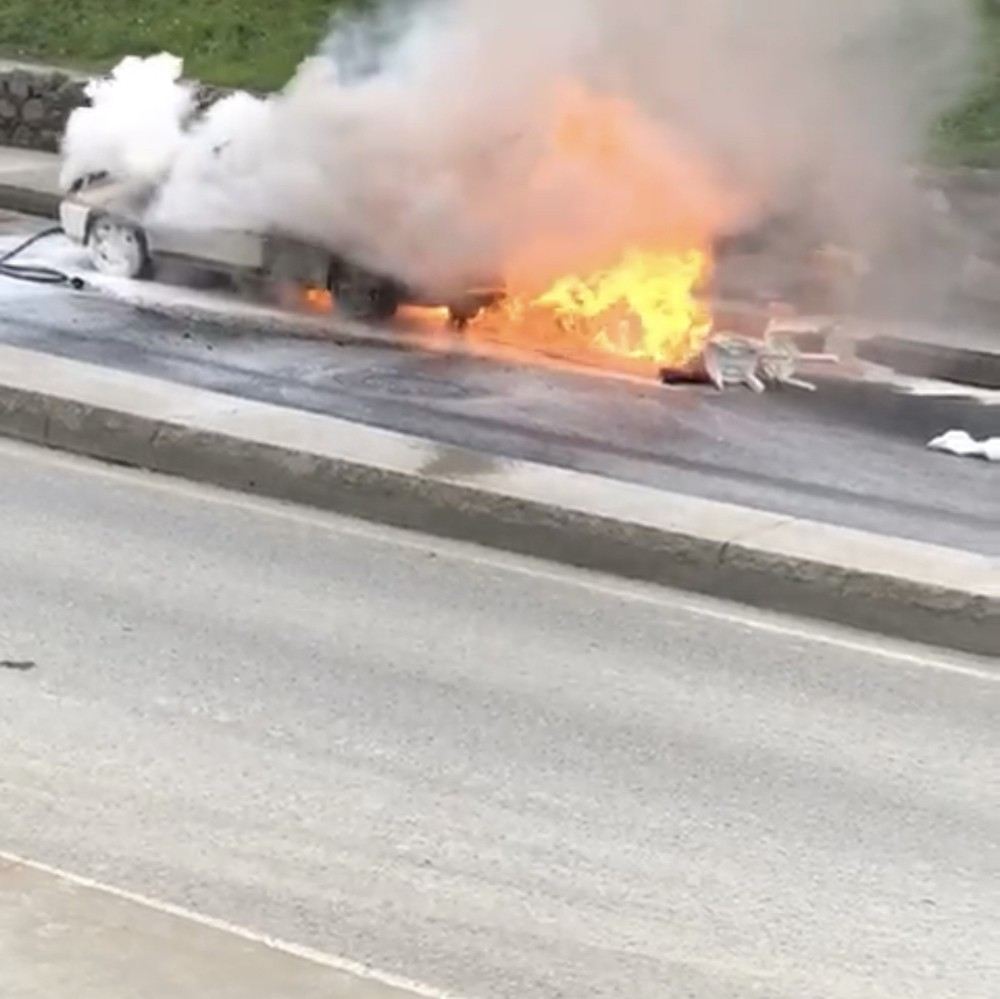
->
[0, 342, 995, 655]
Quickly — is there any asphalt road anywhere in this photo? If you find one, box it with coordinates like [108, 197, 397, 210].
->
[1, 437, 997, 999]
[0, 212, 997, 555]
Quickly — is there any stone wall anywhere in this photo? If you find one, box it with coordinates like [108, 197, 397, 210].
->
[0, 67, 237, 155]
[0, 69, 87, 153]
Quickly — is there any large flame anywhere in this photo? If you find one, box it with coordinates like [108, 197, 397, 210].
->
[531, 247, 712, 366]
[469, 82, 718, 372]
[470, 249, 712, 371]
[307, 79, 719, 373]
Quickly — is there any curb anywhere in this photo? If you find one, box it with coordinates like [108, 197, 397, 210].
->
[0, 182, 60, 220]
[0, 854, 445, 999]
[0, 344, 995, 655]
[856, 335, 1000, 390]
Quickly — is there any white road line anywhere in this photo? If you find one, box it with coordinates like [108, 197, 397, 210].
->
[3, 435, 997, 682]
[0, 850, 462, 999]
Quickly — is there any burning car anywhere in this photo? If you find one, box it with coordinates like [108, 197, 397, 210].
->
[59, 172, 502, 326]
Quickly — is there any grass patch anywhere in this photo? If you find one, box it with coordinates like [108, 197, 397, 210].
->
[933, 1, 1000, 165]
[0, 0, 367, 90]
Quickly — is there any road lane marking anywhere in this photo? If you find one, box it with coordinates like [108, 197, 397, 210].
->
[2, 436, 997, 683]
[0, 849, 462, 999]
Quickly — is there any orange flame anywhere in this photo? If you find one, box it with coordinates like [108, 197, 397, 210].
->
[532, 248, 712, 365]
[467, 248, 713, 372]
[295, 80, 720, 374]
[465, 81, 719, 372]
[302, 286, 333, 312]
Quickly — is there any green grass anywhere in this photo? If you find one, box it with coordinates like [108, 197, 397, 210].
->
[933, 0, 1000, 165]
[0, 0, 366, 90]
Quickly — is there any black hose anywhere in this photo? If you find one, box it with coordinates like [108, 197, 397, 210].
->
[0, 226, 84, 288]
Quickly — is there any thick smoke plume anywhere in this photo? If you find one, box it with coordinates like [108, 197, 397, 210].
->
[61, 0, 974, 300]
[60, 53, 192, 189]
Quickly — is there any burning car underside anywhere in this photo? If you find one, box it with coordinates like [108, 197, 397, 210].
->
[68, 154, 859, 380]
[60, 160, 845, 392]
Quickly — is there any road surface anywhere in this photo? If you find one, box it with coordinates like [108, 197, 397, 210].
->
[1, 438, 997, 998]
[0, 211, 997, 555]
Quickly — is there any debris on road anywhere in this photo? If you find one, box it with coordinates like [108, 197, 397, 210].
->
[660, 330, 839, 393]
[927, 430, 1000, 462]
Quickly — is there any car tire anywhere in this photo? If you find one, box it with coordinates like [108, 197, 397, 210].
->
[86, 216, 152, 280]
[447, 299, 483, 330]
[332, 266, 400, 322]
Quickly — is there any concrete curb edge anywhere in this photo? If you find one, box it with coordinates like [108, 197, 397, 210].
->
[0, 183, 60, 220]
[856, 335, 1000, 390]
[0, 344, 995, 655]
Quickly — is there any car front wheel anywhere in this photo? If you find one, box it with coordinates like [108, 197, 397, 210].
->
[87, 216, 152, 280]
[331, 265, 400, 322]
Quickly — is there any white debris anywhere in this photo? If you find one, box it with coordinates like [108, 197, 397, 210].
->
[703, 335, 767, 392]
[704, 332, 838, 393]
[927, 430, 1000, 462]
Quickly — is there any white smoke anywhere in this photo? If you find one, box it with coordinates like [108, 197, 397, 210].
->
[60, 53, 194, 190]
[61, 0, 974, 300]
[148, 91, 274, 232]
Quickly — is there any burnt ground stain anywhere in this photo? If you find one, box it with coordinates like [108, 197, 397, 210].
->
[419, 446, 504, 480]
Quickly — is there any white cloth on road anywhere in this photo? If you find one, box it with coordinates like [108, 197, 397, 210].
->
[927, 429, 1000, 462]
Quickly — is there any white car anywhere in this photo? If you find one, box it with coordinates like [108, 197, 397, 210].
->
[59, 173, 501, 326]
